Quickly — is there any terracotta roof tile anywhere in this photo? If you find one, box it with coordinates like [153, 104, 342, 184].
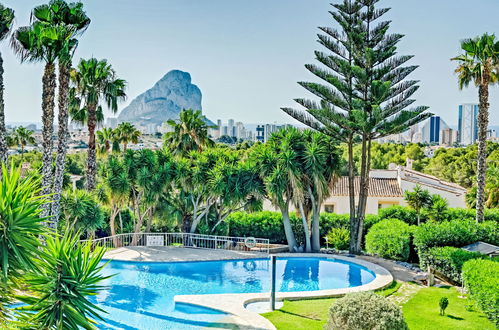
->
[331, 177, 403, 197]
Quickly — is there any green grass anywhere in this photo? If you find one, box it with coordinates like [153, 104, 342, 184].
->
[262, 281, 401, 330]
[402, 286, 495, 330]
[263, 284, 495, 330]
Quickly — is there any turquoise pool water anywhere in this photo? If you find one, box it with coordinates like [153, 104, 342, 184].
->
[94, 257, 375, 329]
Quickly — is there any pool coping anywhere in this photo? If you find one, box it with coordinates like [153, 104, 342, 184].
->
[173, 253, 394, 330]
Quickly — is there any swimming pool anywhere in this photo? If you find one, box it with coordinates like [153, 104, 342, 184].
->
[94, 257, 376, 329]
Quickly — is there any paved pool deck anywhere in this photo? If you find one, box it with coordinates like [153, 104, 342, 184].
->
[103, 246, 268, 262]
[103, 247, 394, 330]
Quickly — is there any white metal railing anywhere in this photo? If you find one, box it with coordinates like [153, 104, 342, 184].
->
[81, 232, 270, 254]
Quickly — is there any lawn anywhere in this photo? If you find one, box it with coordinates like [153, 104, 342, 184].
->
[262, 284, 495, 330]
[402, 286, 495, 330]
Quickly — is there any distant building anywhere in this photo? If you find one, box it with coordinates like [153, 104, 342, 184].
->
[228, 119, 235, 138]
[458, 104, 478, 145]
[255, 124, 292, 143]
[441, 128, 458, 146]
[421, 116, 449, 144]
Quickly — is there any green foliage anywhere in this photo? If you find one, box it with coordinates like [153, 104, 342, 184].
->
[16, 232, 110, 329]
[325, 227, 349, 250]
[439, 297, 449, 316]
[462, 259, 499, 325]
[413, 219, 499, 254]
[61, 190, 105, 236]
[379, 206, 418, 225]
[365, 219, 413, 261]
[419, 247, 483, 284]
[404, 185, 432, 225]
[325, 292, 408, 330]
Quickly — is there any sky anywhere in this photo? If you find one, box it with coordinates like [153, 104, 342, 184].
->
[2, 0, 499, 127]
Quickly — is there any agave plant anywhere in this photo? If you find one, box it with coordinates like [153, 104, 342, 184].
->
[16, 232, 110, 329]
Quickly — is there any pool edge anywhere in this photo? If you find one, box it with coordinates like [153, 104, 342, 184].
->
[173, 253, 393, 330]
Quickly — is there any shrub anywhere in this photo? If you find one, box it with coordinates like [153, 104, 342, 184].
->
[325, 291, 408, 330]
[439, 297, 449, 316]
[325, 228, 349, 250]
[319, 213, 350, 238]
[462, 259, 499, 325]
[379, 205, 419, 225]
[365, 219, 413, 261]
[413, 219, 499, 254]
[419, 246, 483, 284]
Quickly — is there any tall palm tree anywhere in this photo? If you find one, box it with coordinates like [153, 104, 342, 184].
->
[452, 34, 499, 223]
[96, 127, 116, 155]
[115, 122, 141, 151]
[164, 109, 214, 156]
[70, 58, 126, 191]
[31, 0, 91, 223]
[12, 20, 75, 219]
[10, 126, 36, 161]
[0, 5, 14, 168]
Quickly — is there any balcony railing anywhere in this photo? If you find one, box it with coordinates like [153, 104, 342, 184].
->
[81, 232, 270, 254]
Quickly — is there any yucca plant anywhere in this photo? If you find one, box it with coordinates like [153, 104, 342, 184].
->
[16, 232, 110, 329]
[0, 164, 46, 323]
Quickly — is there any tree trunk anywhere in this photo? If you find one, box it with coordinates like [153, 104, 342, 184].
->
[308, 186, 321, 252]
[347, 136, 358, 254]
[86, 103, 98, 191]
[40, 63, 57, 222]
[298, 202, 312, 253]
[476, 81, 489, 223]
[110, 207, 120, 247]
[280, 199, 297, 252]
[51, 63, 71, 225]
[0, 52, 8, 169]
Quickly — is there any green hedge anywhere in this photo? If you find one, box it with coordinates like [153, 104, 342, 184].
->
[379, 206, 418, 225]
[365, 219, 413, 261]
[413, 220, 499, 254]
[462, 259, 499, 325]
[419, 246, 483, 284]
[325, 227, 350, 250]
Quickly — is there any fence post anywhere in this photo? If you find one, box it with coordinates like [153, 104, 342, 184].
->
[270, 255, 277, 311]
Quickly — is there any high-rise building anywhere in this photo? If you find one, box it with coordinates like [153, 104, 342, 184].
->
[228, 119, 235, 138]
[458, 104, 478, 145]
[421, 116, 449, 144]
[441, 128, 458, 146]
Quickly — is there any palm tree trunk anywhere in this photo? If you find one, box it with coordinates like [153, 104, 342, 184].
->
[40, 63, 57, 221]
[298, 202, 312, 253]
[308, 186, 321, 252]
[86, 103, 98, 191]
[280, 199, 297, 252]
[347, 136, 358, 254]
[21, 145, 24, 162]
[0, 52, 8, 169]
[476, 81, 490, 223]
[51, 63, 71, 224]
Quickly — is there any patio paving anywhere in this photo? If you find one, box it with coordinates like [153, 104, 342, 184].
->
[103, 246, 268, 262]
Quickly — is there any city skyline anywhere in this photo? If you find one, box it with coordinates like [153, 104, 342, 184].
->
[1, 0, 498, 127]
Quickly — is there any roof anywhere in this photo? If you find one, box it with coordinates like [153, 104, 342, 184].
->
[461, 241, 499, 255]
[403, 168, 467, 193]
[331, 177, 403, 197]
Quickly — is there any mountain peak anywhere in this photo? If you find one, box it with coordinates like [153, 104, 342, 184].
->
[118, 70, 211, 127]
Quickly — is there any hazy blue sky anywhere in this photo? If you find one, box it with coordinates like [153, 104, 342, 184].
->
[2, 0, 499, 126]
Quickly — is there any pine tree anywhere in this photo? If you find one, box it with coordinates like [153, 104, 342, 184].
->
[283, 0, 431, 253]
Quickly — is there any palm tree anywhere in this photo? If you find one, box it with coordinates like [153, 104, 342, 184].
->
[31, 0, 91, 223]
[0, 5, 14, 168]
[404, 185, 432, 226]
[70, 58, 126, 191]
[96, 127, 116, 155]
[12, 20, 75, 219]
[164, 109, 214, 155]
[10, 126, 36, 161]
[452, 34, 499, 223]
[115, 122, 141, 151]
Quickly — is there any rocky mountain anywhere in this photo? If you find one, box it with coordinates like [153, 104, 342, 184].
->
[118, 70, 213, 126]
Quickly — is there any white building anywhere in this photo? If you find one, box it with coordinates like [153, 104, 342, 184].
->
[263, 161, 467, 214]
[458, 104, 478, 145]
[421, 116, 450, 144]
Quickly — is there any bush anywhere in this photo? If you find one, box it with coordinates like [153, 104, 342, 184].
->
[325, 291, 408, 330]
[365, 219, 413, 261]
[413, 219, 499, 254]
[325, 227, 349, 250]
[379, 205, 419, 225]
[462, 259, 499, 325]
[419, 246, 483, 284]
